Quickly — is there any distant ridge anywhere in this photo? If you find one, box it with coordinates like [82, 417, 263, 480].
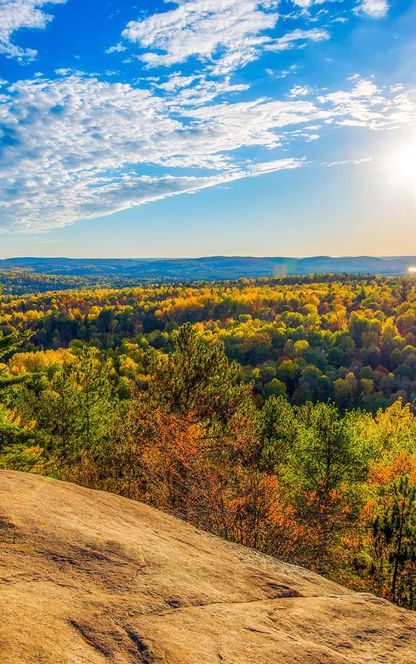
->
[1, 255, 415, 280]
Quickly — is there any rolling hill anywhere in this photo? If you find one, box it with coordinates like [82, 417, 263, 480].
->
[1, 255, 416, 281]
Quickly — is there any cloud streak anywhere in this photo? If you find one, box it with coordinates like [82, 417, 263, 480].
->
[0, 72, 414, 232]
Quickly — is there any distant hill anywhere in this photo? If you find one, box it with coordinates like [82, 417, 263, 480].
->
[1, 470, 416, 663]
[1, 255, 416, 280]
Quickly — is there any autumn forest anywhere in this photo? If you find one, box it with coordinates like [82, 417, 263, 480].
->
[1, 274, 416, 610]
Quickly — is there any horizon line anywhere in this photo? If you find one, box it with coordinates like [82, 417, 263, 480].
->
[2, 255, 416, 261]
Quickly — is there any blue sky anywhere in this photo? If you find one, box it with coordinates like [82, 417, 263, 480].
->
[0, 0, 415, 257]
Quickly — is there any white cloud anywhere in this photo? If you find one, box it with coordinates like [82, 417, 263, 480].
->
[317, 78, 411, 128]
[117, 0, 395, 84]
[121, 2, 332, 76]
[250, 158, 304, 173]
[324, 157, 373, 167]
[0, 73, 414, 232]
[183, 97, 329, 147]
[0, 74, 310, 230]
[266, 28, 330, 52]
[105, 43, 127, 55]
[289, 84, 312, 97]
[122, 0, 278, 73]
[0, 0, 66, 61]
[165, 76, 250, 107]
[291, 0, 314, 7]
[156, 73, 198, 93]
[359, 0, 388, 18]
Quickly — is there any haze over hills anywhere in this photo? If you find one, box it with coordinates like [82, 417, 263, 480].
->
[1, 256, 416, 281]
[2, 471, 416, 664]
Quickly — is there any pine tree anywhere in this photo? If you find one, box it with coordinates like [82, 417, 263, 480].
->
[74, 346, 116, 453]
[0, 284, 32, 389]
[146, 323, 250, 425]
[22, 346, 118, 465]
[372, 475, 416, 607]
[0, 290, 37, 463]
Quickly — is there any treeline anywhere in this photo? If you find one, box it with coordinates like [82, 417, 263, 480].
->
[2, 276, 416, 411]
[1, 323, 415, 609]
[0, 269, 158, 295]
[0, 269, 375, 295]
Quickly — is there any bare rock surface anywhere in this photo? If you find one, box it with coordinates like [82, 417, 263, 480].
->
[1, 470, 416, 663]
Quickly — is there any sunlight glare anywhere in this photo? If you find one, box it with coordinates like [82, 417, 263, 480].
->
[388, 139, 416, 191]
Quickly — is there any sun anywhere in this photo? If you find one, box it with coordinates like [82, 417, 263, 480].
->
[388, 139, 416, 190]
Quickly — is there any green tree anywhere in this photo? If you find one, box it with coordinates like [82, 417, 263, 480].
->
[74, 346, 117, 453]
[290, 401, 366, 493]
[371, 475, 416, 607]
[146, 324, 250, 424]
[0, 307, 37, 466]
[262, 378, 286, 401]
[257, 396, 298, 471]
[18, 347, 118, 466]
[0, 331, 31, 389]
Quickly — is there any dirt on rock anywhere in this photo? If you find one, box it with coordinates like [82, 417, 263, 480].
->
[1, 470, 416, 663]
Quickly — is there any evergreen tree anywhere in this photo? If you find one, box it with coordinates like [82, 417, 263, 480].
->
[146, 323, 250, 424]
[372, 475, 416, 607]
[16, 347, 118, 466]
[0, 292, 37, 462]
[256, 396, 298, 471]
[74, 346, 117, 453]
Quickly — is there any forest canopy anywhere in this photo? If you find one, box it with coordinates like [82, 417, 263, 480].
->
[1, 274, 416, 610]
[1, 274, 416, 411]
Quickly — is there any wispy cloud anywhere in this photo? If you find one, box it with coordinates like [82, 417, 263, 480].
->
[0, 0, 66, 61]
[0, 72, 414, 232]
[105, 43, 127, 55]
[265, 28, 330, 52]
[123, 0, 279, 74]
[121, 1, 332, 76]
[121, 0, 390, 77]
[0, 0, 410, 234]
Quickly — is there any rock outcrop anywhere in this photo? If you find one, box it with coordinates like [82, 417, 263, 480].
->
[1, 470, 416, 663]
